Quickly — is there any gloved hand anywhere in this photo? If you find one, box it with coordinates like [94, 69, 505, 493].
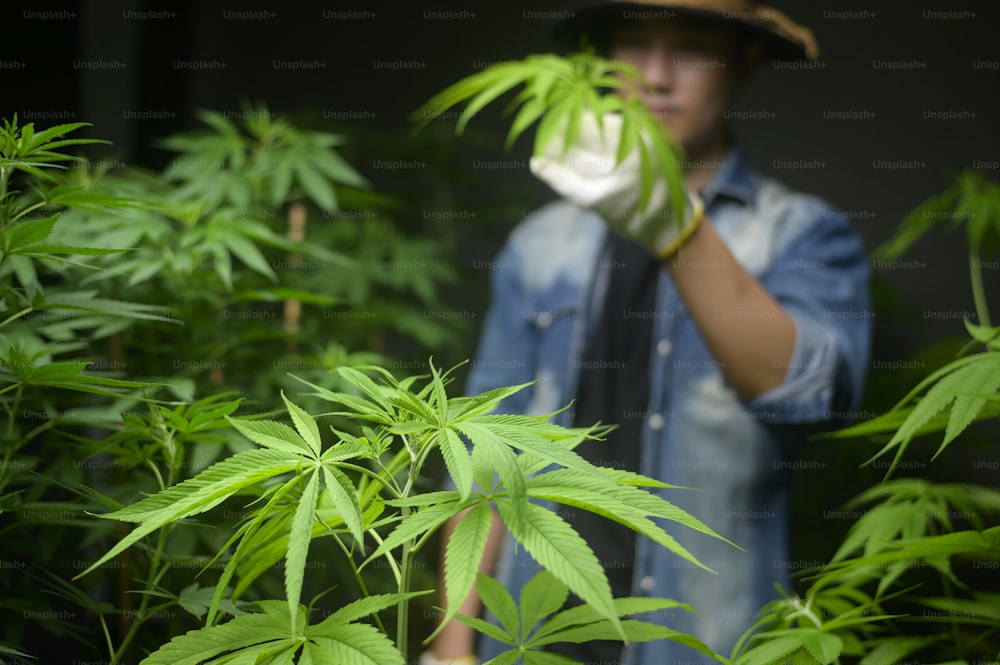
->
[529, 109, 704, 260]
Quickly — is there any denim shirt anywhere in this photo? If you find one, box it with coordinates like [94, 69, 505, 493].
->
[465, 146, 871, 665]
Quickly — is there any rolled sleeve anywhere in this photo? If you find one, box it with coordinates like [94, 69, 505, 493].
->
[746, 205, 872, 424]
[747, 314, 847, 421]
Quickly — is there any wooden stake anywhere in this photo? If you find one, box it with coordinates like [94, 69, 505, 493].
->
[284, 202, 307, 354]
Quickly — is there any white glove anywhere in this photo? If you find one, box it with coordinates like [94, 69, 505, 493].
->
[529, 109, 703, 259]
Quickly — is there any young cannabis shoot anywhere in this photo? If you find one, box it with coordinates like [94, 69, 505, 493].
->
[413, 50, 689, 226]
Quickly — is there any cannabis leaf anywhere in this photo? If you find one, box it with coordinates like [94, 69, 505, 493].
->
[831, 480, 1000, 562]
[732, 523, 1000, 665]
[137, 595, 423, 665]
[732, 169, 1000, 665]
[304, 363, 731, 645]
[824, 348, 1000, 475]
[413, 51, 688, 222]
[448, 570, 719, 664]
[0, 350, 159, 399]
[731, 585, 894, 665]
[158, 104, 368, 214]
[0, 644, 34, 662]
[75, 393, 372, 635]
[0, 116, 108, 185]
[874, 170, 1000, 262]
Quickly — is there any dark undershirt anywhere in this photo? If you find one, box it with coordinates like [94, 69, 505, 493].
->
[548, 231, 660, 664]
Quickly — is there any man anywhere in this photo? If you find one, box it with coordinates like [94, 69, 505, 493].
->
[425, 1, 870, 664]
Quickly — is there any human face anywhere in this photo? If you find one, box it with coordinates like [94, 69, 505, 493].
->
[608, 17, 750, 158]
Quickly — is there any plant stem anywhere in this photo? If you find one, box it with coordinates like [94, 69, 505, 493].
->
[9, 200, 48, 224]
[339, 462, 402, 500]
[360, 448, 410, 508]
[940, 574, 962, 659]
[145, 458, 166, 492]
[106, 412, 181, 661]
[789, 595, 823, 630]
[111, 527, 171, 663]
[367, 530, 403, 586]
[969, 247, 992, 329]
[6, 384, 22, 441]
[0, 306, 34, 330]
[397, 528, 414, 664]
[98, 613, 115, 663]
[329, 531, 390, 636]
[395, 432, 433, 664]
[0, 380, 25, 497]
[0, 166, 12, 227]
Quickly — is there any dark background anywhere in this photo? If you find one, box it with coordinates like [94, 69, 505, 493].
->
[5, 0, 999, 314]
[4, 0, 998, 351]
[3, 0, 1000, 651]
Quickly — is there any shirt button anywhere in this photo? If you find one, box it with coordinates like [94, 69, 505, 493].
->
[648, 413, 665, 431]
[535, 311, 552, 328]
[656, 339, 672, 355]
[640, 576, 655, 592]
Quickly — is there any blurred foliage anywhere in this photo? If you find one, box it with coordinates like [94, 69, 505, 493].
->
[0, 107, 466, 662]
[733, 172, 1000, 665]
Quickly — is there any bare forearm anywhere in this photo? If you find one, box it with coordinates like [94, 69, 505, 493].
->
[430, 507, 506, 660]
[664, 218, 795, 401]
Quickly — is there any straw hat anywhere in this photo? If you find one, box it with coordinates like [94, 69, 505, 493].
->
[551, 0, 819, 60]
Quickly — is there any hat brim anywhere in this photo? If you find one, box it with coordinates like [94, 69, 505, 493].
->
[550, 0, 819, 61]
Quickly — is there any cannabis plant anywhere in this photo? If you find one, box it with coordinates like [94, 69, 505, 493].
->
[76, 363, 728, 664]
[1, 109, 727, 665]
[53, 104, 461, 407]
[0, 110, 463, 663]
[729, 170, 1000, 665]
[0, 116, 175, 661]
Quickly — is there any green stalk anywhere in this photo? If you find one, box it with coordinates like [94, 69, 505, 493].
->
[969, 247, 992, 329]
[109, 419, 183, 662]
[0, 385, 21, 498]
[397, 525, 414, 663]
[360, 447, 411, 508]
[789, 594, 823, 630]
[368, 530, 403, 586]
[2, 385, 16, 441]
[144, 458, 166, 492]
[0, 382, 23, 398]
[940, 574, 962, 658]
[9, 200, 48, 223]
[0, 306, 34, 330]
[111, 526, 172, 664]
[329, 531, 389, 636]
[339, 461, 402, 500]
[0, 165, 13, 228]
[98, 613, 115, 663]
[0, 411, 56, 498]
[395, 434, 432, 663]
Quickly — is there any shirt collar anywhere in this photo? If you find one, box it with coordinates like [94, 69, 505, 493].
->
[697, 144, 757, 208]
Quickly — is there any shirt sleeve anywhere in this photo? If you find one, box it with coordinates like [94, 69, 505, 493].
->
[745, 206, 872, 424]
